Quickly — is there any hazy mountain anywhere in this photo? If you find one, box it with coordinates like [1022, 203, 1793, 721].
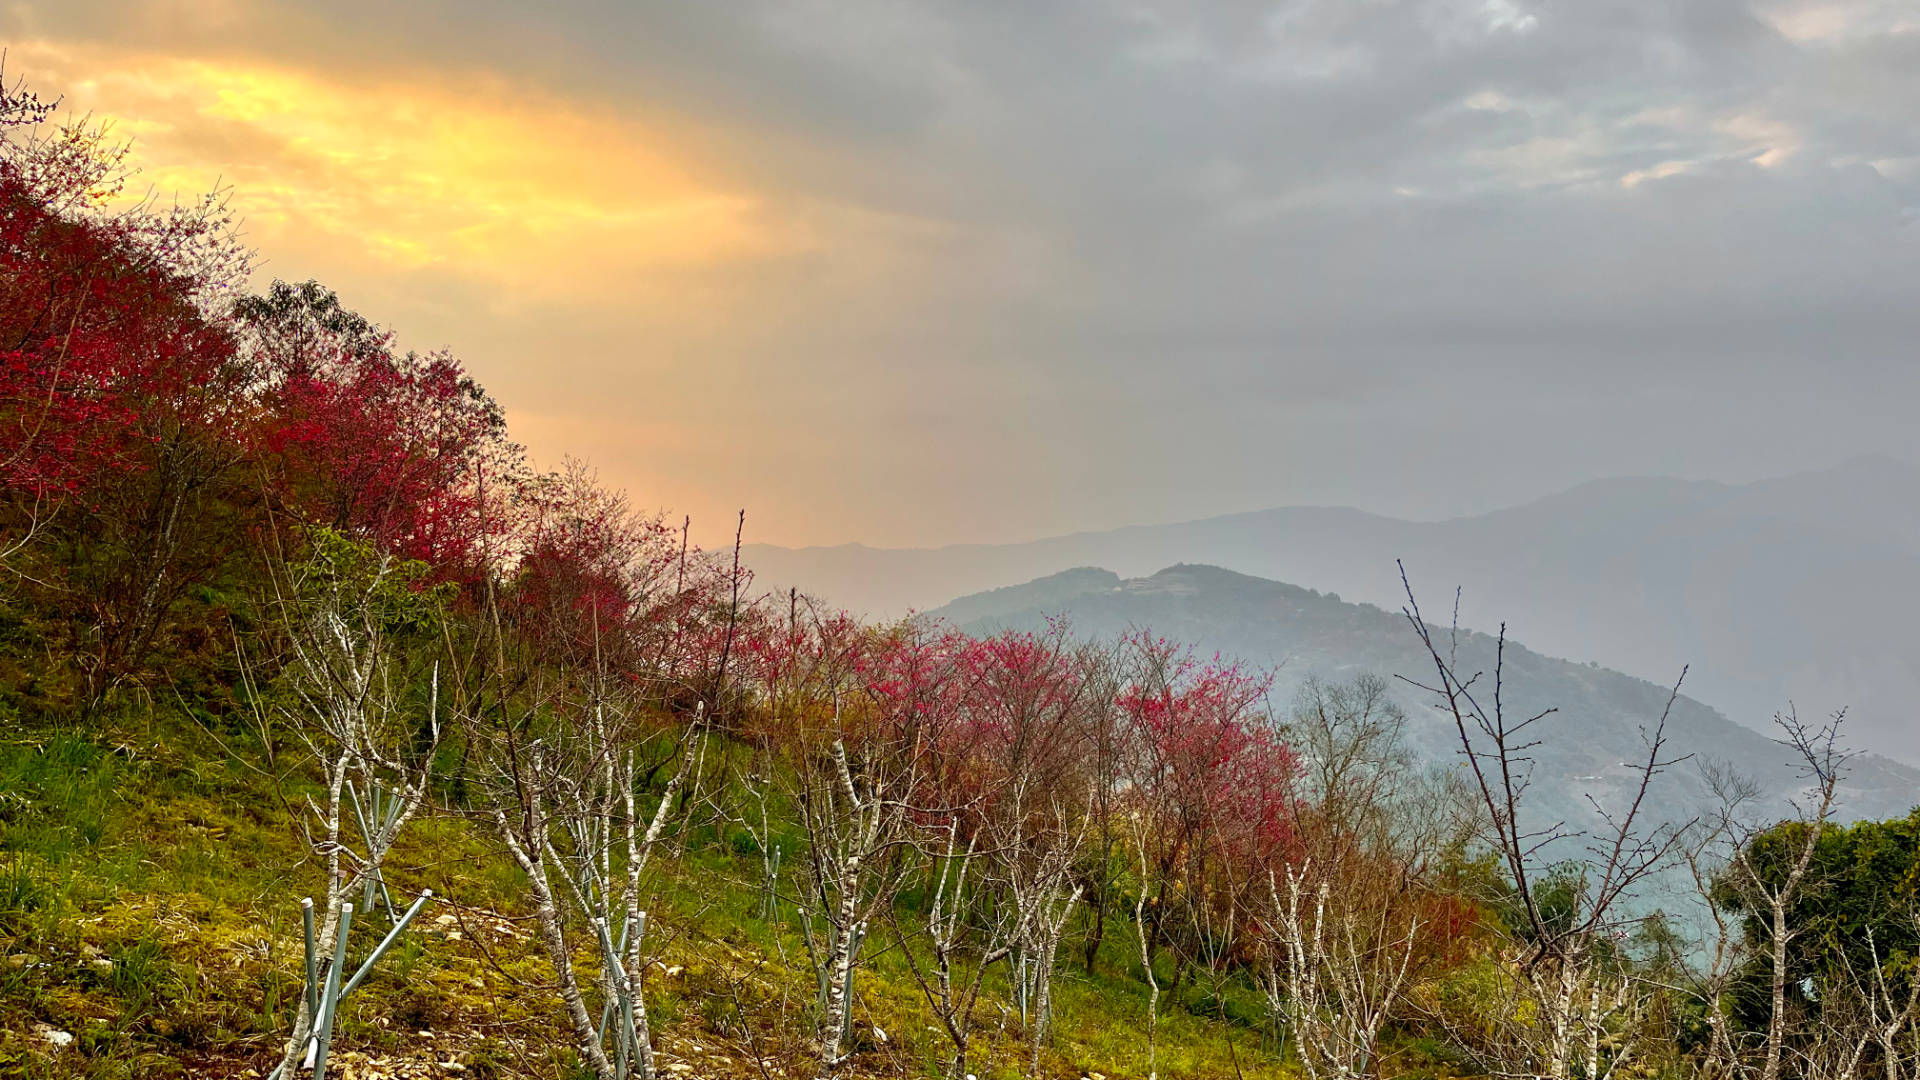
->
[745, 456, 1920, 762]
[928, 563, 1920, 841]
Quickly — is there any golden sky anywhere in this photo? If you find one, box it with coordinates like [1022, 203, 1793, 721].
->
[3, 24, 1005, 549]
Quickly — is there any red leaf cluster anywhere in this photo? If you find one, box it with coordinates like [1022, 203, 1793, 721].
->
[0, 167, 241, 502]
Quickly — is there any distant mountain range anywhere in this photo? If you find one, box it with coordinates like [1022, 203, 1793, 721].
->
[744, 456, 1920, 763]
[927, 563, 1920, 839]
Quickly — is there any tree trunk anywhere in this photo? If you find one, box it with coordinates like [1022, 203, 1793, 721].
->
[818, 865, 862, 1072]
[1764, 898, 1789, 1080]
[1084, 887, 1107, 973]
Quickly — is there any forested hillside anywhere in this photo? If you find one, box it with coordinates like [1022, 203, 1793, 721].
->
[931, 563, 1920, 837]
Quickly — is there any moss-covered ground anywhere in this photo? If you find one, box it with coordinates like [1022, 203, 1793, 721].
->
[0, 703, 1313, 1079]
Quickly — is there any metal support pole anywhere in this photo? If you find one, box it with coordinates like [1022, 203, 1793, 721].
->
[311, 902, 354, 1080]
[339, 890, 433, 1000]
[301, 897, 318, 1021]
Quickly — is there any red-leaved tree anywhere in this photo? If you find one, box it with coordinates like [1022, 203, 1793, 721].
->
[240, 280, 516, 573]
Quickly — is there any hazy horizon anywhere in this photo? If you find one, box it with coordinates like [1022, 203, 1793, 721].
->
[750, 452, 1920, 551]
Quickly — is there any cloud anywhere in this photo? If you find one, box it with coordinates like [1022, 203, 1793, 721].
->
[5, 0, 1918, 546]
[6, 40, 807, 295]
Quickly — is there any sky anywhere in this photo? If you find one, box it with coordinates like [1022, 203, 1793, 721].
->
[5, 0, 1918, 549]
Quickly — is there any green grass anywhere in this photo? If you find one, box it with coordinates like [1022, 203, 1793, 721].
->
[0, 701, 1317, 1079]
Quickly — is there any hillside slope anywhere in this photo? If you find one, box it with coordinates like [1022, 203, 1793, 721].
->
[0, 708, 1287, 1079]
[929, 563, 1920, 839]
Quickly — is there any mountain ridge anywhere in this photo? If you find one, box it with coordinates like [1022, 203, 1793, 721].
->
[745, 456, 1920, 761]
[925, 562, 1920, 840]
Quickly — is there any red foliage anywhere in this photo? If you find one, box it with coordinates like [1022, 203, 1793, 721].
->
[941, 626, 1089, 830]
[0, 168, 243, 504]
[0, 133, 259, 694]
[507, 465, 739, 692]
[242, 281, 514, 569]
[1121, 634, 1297, 880]
[736, 602, 873, 746]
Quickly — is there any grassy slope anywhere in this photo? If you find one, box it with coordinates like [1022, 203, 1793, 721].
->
[0, 703, 1306, 1080]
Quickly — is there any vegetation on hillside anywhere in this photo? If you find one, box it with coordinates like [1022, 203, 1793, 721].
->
[930, 563, 1920, 835]
[1, 69, 1916, 1080]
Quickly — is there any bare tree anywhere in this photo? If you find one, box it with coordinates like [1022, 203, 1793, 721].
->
[260, 534, 440, 1078]
[1682, 760, 1769, 1078]
[1011, 824, 1086, 1074]
[891, 818, 1016, 1079]
[1263, 861, 1422, 1080]
[478, 690, 704, 1080]
[1076, 643, 1126, 975]
[966, 624, 1093, 1069]
[977, 786, 1089, 1074]
[1709, 707, 1855, 1080]
[1400, 565, 1690, 1079]
[1133, 832, 1166, 1080]
[792, 723, 924, 1072]
[1256, 675, 1467, 1080]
